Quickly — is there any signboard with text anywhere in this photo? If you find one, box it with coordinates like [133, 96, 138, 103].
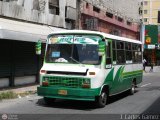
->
[145, 25, 158, 45]
[147, 44, 155, 49]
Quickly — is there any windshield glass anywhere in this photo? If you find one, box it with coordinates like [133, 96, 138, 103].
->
[45, 35, 101, 65]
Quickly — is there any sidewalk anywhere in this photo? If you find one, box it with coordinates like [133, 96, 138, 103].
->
[144, 66, 160, 73]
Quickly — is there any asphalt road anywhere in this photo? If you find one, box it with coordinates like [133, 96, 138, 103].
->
[0, 72, 160, 120]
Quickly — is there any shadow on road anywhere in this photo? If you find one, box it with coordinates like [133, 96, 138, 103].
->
[36, 98, 96, 110]
[36, 90, 137, 110]
[134, 96, 160, 120]
[140, 96, 160, 114]
[108, 90, 138, 104]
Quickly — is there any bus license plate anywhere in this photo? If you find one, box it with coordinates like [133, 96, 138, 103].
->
[58, 90, 67, 95]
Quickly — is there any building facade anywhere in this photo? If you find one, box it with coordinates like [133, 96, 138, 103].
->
[0, 0, 77, 88]
[140, 0, 160, 25]
[139, 0, 160, 65]
[79, 0, 140, 40]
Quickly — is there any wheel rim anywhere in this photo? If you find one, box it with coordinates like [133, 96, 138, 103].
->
[100, 92, 107, 104]
[131, 84, 135, 93]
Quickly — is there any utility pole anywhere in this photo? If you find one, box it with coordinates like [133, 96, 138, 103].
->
[141, 0, 145, 51]
[76, 0, 81, 29]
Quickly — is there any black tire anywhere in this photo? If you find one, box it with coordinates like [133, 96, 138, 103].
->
[95, 91, 108, 108]
[129, 81, 136, 95]
[44, 97, 56, 105]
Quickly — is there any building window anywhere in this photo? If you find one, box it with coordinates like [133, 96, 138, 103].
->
[84, 18, 98, 30]
[144, 10, 148, 14]
[106, 12, 113, 18]
[93, 6, 100, 13]
[144, 1, 148, 5]
[144, 18, 148, 22]
[33, 0, 40, 10]
[158, 11, 160, 23]
[49, 0, 59, 15]
[127, 21, 132, 26]
[118, 17, 123, 22]
[86, 2, 89, 8]
[139, 7, 142, 15]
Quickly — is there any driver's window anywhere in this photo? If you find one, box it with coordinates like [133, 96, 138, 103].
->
[106, 41, 112, 68]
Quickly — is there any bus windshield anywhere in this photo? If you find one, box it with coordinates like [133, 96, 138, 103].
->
[45, 44, 100, 65]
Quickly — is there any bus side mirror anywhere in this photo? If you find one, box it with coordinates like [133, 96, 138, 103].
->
[36, 40, 41, 55]
[106, 58, 111, 64]
[98, 41, 106, 56]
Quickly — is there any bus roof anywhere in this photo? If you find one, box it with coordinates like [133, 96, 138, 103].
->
[49, 30, 142, 44]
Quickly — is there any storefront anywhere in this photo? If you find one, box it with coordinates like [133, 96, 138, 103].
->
[0, 18, 65, 88]
[144, 25, 159, 66]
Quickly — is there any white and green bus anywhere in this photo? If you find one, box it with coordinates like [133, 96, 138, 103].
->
[37, 30, 143, 108]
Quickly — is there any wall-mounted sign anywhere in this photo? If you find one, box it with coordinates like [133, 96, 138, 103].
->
[145, 25, 158, 44]
[147, 44, 155, 49]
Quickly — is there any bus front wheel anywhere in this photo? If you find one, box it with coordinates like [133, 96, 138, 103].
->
[95, 91, 107, 108]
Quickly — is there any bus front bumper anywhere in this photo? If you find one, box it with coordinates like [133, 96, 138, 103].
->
[37, 86, 100, 101]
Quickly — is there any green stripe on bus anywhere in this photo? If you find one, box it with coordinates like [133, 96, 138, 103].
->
[123, 70, 143, 76]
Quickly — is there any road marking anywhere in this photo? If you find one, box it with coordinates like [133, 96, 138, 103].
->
[140, 83, 151, 87]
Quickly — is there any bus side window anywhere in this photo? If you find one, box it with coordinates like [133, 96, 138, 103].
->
[106, 42, 112, 65]
[112, 40, 117, 64]
[137, 45, 142, 62]
[125, 42, 132, 64]
[116, 41, 125, 64]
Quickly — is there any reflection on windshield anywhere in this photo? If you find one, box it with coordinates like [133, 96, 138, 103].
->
[45, 44, 100, 65]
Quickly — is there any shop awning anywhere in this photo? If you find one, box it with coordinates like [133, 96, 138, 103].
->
[0, 18, 66, 42]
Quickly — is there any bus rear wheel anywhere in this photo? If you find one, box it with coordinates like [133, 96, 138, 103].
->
[44, 97, 56, 105]
[129, 81, 136, 95]
[95, 91, 107, 108]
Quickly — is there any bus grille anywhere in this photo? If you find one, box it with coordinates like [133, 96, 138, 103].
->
[43, 76, 90, 88]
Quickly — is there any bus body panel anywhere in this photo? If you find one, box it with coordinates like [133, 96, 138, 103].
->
[37, 86, 101, 101]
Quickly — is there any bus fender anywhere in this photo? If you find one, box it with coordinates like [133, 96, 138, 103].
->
[99, 84, 109, 96]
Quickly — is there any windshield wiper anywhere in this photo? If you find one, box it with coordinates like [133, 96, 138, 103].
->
[69, 36, 84, 66]
[69, 57, 82, 65]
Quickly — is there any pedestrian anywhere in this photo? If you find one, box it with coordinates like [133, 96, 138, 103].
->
[149, 62, 154, 72]
[143, 58, 147, 72]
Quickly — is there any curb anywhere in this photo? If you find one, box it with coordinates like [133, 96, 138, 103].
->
[0, 85, 38, 100]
